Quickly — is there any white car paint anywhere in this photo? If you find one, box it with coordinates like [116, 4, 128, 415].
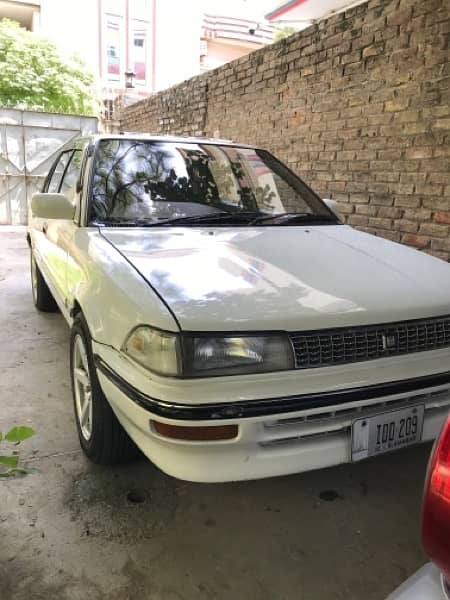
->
[95, 347, 450, 481]
[28, 134, 450, 482]
[386, 563, 449, 600]
[99, 225, 450, 331]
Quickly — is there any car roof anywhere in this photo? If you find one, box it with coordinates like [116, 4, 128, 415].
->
[63, 133, 258, 152]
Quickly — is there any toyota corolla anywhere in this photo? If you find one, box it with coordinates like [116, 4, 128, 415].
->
[28, 134, 450, 482]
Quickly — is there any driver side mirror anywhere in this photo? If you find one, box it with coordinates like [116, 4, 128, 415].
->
[323, 198, 340, 218]
[31, 193, 75, 220]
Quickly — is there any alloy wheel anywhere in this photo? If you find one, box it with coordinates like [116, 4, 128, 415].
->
[73, 334, 93, 441]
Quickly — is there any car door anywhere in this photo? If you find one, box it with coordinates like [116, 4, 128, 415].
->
[55, 148, 85, 305]
[33, 149, 83, 313]
[51, 148, 85, 308]
[31, 150, 74, 309]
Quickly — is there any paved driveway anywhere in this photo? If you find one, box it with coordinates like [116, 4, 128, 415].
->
[0, 230, 429, 600]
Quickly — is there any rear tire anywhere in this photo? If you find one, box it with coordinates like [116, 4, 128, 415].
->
[70, 314, 139, 464]
[30, 251, 58, 312]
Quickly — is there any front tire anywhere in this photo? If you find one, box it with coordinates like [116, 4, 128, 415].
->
[70, 314, 138, 464]
[30, 251, 58, 312]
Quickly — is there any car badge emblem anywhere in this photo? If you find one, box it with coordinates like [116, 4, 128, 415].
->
[381, 333, 396, 350]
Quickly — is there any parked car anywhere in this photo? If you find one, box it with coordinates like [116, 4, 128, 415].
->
[28, 134, 450, 482]
[387, 413, 450, 599]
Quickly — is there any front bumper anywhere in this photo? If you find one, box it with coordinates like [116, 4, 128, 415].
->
[94, 347, 450, 482]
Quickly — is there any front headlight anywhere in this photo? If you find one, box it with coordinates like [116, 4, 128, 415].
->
[182, 334, 294, 377]
[122, 326, 180, 376]
[123, 328, 294, 377]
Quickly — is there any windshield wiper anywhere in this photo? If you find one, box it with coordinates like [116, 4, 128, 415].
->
[249, 212, 338, 225]
[94, 217, 157, 227]
[95, 211, 337, 228]
[147, 211, 262, 226]
[94, 212, 261, 227]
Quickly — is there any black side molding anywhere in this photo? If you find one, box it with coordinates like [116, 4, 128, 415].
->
[94, 354, 450, 421]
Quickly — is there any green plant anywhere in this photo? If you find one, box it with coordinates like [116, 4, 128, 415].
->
[0, 19, 98, 115]
[0, 426, 35, 477]
[274, 26, 297, 42]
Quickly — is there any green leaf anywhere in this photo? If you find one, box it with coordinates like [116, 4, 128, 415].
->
[9, 468, 30, 476]
[0, 466, 37, 478]
[5, 426, 35, 443]
[0, 468, 27, 478]
[0, 432, 3, 441]
[0, 455, 19, 468]
[0, 19, 98, 115]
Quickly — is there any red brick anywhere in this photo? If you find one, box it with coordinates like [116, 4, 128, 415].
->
[434, 212, 450, 225]
[401, 234, 430, 249]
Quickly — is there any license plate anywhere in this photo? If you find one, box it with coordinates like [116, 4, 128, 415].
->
[351, 405, 425, 462]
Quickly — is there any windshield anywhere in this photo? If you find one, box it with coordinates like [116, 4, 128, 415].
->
[89, 139, 336, 225]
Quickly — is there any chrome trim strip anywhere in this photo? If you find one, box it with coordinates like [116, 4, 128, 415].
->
[94, 354, 450, 422]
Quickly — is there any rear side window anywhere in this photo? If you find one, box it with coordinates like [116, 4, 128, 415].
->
[46, 151, 73, 193]
[59, 150, 82, 203]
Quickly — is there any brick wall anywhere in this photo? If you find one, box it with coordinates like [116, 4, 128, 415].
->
[123, 75, 208, 137]
[122, 0, 450, 261]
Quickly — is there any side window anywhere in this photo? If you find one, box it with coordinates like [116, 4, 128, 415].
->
[59, 150, 83, 203]
[47, 151, 73, 193]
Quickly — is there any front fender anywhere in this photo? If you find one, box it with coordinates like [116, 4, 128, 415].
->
[67, 228, 178, 348]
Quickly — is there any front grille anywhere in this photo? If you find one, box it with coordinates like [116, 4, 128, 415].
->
[259, 389, 450, 449]
[290, 316, 450, 369]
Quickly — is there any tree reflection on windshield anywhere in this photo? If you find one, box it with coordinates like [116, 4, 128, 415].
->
[89, 139, 328, 224]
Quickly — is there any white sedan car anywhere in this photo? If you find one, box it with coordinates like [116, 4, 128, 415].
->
[28, 134, 450, 482]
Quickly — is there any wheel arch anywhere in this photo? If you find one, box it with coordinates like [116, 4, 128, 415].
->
[69, 299, 94, 338]
[70, 299, 83, 319]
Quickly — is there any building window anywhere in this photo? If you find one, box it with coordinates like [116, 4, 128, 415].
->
[132, 29, 146, 83]
[103, 99, 115, 121]
[106, 16, 121, 79]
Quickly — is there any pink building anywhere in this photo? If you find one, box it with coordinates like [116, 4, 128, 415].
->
[265, 0, 366, 27]
[201, 14, 274, 72]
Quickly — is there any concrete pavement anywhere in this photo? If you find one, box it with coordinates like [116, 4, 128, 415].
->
[0, 230, 429, 600]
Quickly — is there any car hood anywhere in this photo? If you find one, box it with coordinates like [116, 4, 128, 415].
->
[101, 225, 450, 331]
